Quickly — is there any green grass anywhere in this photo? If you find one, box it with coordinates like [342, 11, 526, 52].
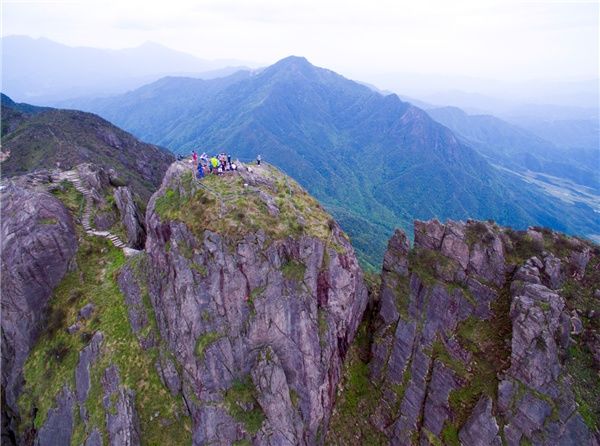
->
[17, 235, 192, 444]
[281, 260, 306, 282]
[50, 181, 85, 218]
[326, 321, 387, 445]
[39, 217, 58, 225]
[441, 422, 460, 446]
[191, 263, 208, 277]
[565, 344, 600, 431]
[195, 332, 222, 361]
[223, 376, 266, 435]
[289, 389, 299, 408]
[153, 166, 342, 247]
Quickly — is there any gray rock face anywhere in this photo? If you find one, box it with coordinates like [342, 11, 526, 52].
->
[84, 429, 103, 446]
[499, 261, 593, 446]
[76, 332, 104, 420]
[102, 364, 142, 446]
[117, 261, 154, 349]
[114, 186, 146, 249]
[251, 347, 303, 445]
[459, 397, 501, 446]
[34, 386, 75, 446]
[0, 183, 78, 441]
[76, 163, 112, 203]
[367, 219, 597, 446]
[143, 163, 368, 445]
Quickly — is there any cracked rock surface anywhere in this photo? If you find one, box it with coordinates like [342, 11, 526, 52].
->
[356, 220, 599, 445]
[141, 162, 368, 445]
[1, 183, 78, 444]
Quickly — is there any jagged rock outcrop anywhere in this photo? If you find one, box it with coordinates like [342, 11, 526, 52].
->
[76, 332, 104, 420]
[34, 386, 75, 446]
[140, 161, 368, 445]
[0, 183, 78, 444]
[102, 365, 142, 446]
[359, 220, 599, 445]
[114, 186, 146, 249]
[4, 156, 598, 446]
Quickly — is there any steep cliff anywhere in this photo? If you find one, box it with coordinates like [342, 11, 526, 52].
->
[1, 183, 78, 445]
[1, 166, 154, 445]
[328, 220, 600, 445]
[4, 161, 368, 445]
[3, 158, 598, 445]
[138, 161, 368, 444]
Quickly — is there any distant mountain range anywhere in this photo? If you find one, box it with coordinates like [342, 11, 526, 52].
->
[0, 94, 174, 200]
[426, 106, 599, 192]
[0, 36, 253, 104]
[62, 56, 600, 268]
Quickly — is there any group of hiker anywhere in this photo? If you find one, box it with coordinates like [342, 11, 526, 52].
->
[188, 151, 262, 179]
[192, 151, 236, 179]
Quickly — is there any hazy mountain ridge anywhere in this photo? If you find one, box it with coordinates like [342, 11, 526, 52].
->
[64, 56, 600, 268]
[1, 35, 253, 103]
[426, 106, 599, 192]
[0, 94, 174, 201]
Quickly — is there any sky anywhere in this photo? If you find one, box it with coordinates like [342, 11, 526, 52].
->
[2, 0, 599, 83]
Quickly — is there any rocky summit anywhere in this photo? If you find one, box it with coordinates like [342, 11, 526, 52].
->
[1, 159, 599, 445]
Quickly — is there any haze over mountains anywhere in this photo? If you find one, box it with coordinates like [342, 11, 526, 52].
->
[60, 55, 600, 268]
[1, 36, 252, 103]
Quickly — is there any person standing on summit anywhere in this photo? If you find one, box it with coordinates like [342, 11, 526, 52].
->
[257, 154, 261, 166]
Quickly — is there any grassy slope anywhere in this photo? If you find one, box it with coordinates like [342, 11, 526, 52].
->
[1, 103, 174, 201]
[17, 185, 191, 444]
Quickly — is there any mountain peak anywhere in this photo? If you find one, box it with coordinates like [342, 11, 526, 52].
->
[269, 55, 315, 74]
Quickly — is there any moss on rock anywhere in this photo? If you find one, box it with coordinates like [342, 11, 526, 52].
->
[18, 235, 192, 444]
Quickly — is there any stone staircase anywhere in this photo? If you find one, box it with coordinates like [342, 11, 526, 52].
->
[54, 170, 128, 250]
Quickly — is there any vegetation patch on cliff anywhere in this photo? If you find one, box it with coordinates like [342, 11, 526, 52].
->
[195, 331, 222, 361]
[18, 235, 191, 444]
[448, 280, 512, 430]
[154, 166, 344, 249]
[326, 320, 387, 445]
[223, 376, 265, 435]
[50, 180, 85, 218]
